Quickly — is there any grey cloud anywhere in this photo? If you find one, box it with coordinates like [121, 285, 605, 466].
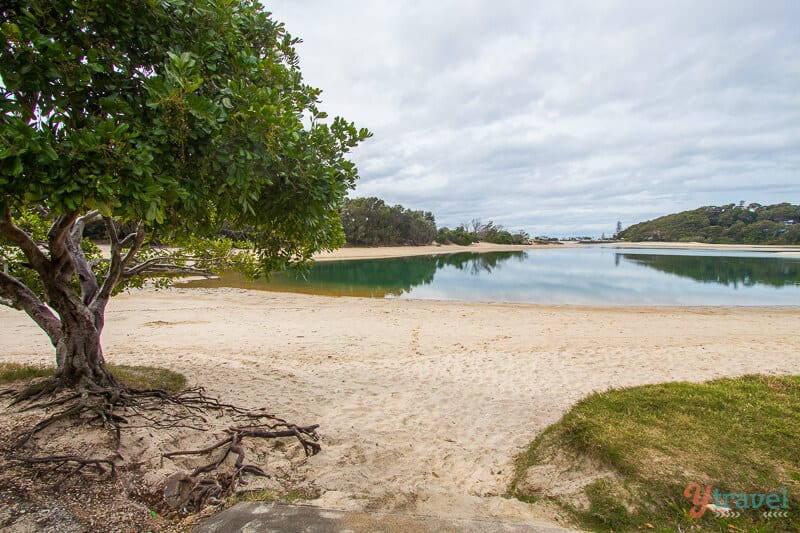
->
[268, 0, 800, 236]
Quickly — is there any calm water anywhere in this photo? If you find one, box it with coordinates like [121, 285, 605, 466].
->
[180, 247, 800, 306]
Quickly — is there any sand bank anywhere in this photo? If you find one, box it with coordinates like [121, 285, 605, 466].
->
[1, 288, 798, 525]
[311, 241, 571, 261]
[598, 241, 800, 256]
[312, 241, 800, 262]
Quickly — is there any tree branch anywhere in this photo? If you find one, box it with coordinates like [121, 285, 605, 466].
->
[89, 220, 146, 323]
[0, 271, 62, 346]
[85, 217, 123, 329]
[104, 215, 121, 249]
[67, 211, 101, 304]
[0, 208, 50, 276]
[120, 221, 146, 269]
[46, 212, 79, 283]
[46, 213, 77, 246]
[122, 252, 217, 278]
[75, 210, 102, 227]
[126, 263, 214, 277]
[122, 255, 184, 277]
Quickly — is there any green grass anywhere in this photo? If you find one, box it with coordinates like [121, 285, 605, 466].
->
[508, 375, 800, 532]
[0, 362, 186, 391]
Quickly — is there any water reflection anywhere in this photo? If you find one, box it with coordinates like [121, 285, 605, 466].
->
[178, 248, 800, 305]
[443, 251, 527, 276]
[618, 253, 800, 288]
[181, 251, 526, 298]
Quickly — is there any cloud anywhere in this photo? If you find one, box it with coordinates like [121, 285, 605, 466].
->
[267, 0, 800, 236]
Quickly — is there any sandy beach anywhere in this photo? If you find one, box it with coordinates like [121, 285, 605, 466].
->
[1, 243, 799, 526]
[313, 241, 800, 260]
[311, 241, 573, 261]
[598, 241, 800, 256]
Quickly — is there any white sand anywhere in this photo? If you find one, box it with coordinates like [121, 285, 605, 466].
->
[2, 281, 799, 524]
[598, 241, 800, 256]
[314, 241, 800, 261]
[312, 241, 573, 261]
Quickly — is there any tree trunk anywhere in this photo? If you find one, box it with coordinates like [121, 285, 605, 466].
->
[48, 283, 117, 390]
[54, 315, 116, 389]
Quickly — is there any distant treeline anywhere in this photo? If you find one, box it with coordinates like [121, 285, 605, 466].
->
[340, 197, 530, 246]
[618, 203, 800, 244]
[436, 219, 529, 246]
[340, 197, 437, 246]
[86, 196, 530, 248]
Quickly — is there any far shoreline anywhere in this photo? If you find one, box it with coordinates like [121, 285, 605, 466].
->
[311, 241, 573, 261]
[599, 241, 800, 256]
[312, 240, 800, 261]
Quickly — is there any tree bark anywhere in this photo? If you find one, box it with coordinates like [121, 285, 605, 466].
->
[1, 208, 121, 391]
[46, 280, 117, 390]
[0, 271, 62, 346]
[2, 208, 212, 392]
[54, 324, 115, 389]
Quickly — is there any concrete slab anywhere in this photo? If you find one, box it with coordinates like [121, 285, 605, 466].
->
[195, 502, 581, 533]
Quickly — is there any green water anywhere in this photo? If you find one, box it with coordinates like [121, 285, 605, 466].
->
[178, 247, 800, 306]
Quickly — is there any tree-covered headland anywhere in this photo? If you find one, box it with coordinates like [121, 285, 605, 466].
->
[618, 203, 800, 244]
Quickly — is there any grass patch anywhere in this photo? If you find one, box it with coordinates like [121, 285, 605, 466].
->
[227, 487, 320, 506]
[509, 375, 800, 532]
[0, 362, 53, 384]
[0, 362, 186, 392]
[109, 364, 186, 391]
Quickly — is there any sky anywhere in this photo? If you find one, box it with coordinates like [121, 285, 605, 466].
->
[267, 0, 800, 238]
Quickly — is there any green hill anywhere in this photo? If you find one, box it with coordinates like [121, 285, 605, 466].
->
[618, 203, 800, 244]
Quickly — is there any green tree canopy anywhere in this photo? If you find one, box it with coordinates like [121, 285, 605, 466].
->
[340, 197, 437, 246]
[436, 219, 529, 246]
[0, 0, 370, 390]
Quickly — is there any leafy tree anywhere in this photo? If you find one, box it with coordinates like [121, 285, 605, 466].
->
[483, 227, 530, 245]
[340, 197, 436, 246]
[436, 220, 529, 245]
[469, 218, 494, 239]
[0, 0, 370, 394]
[436, 225, 478, 246]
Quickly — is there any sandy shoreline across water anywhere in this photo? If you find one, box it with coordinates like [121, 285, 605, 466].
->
[597, 241, 800, 256]
[1, 241, 799, 526]
[311, 241, 800, 261]
[311, 241, 571, 261]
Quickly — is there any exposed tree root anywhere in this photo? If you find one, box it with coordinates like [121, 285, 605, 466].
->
[2, 381, 321, 512]
[159, 421, 320, 509]
[158, 412, 320, 510]
[9, 377, 60, 405]
[8, 384, 235, 449]
[7, 454, 116, 487]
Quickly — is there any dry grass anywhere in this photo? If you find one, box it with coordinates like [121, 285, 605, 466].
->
[0, 362, 186, 391]
[0, 362, 53, 384]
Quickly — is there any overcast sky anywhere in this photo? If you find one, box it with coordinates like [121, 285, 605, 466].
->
[267, 0, 800, 237]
